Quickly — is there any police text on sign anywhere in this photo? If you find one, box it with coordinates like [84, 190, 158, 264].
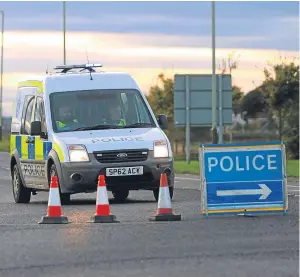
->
[207, 154, 278, 172]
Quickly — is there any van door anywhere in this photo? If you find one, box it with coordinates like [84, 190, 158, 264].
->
[19, 91, 36, 187]
[30, 95, 50, 189]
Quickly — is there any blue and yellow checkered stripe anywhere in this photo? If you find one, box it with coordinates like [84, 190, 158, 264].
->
[10, 135, 52, 160]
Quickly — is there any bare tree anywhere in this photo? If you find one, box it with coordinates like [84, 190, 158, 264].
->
[218, 51, 241, 74]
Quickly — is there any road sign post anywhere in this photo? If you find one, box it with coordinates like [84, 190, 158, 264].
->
[185, 75, 190, 164]
[218, 74, 223, 144]
[199, 141, 288, 217]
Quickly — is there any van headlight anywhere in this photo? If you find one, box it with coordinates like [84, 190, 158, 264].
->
[68, 145, 89, 162]
[153, 140, 169, 158]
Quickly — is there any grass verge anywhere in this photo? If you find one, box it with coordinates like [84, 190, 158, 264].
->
[174, 159, 299, 177]
[286, 160, 300, 177]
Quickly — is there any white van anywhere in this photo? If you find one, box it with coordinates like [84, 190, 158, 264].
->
[10, 64, 174, 204]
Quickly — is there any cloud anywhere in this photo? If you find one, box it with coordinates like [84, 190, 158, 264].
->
[279, 16, 299, 23]
[4, 2, 298, 51]
[2, 30, 298, 116]
[10, 13, 209, 27]
[2, 30, 287, 60]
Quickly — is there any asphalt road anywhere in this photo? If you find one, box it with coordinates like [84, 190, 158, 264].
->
[0, 152, 299, 277]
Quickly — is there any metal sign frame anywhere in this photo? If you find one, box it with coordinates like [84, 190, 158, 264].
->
[174, 73, 232, 128]
[174, 73, 233, 163]
[199, 141, 288, 217]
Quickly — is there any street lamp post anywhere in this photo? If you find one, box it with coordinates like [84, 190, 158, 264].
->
[0, 10, 4, 141]
[63, 1, 66, 64]
[211, 1, 218, 144]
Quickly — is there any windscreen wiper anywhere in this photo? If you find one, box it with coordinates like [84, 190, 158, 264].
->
[123, 123, 155, 128]
[73, 124, 122, 131]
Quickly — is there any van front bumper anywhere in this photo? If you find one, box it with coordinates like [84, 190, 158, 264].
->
[59, 153, 174, 194]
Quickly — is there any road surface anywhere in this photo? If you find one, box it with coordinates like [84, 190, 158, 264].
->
[0, 152, 298, 277]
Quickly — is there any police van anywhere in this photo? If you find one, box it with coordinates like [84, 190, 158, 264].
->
[10, 64, 174, 204]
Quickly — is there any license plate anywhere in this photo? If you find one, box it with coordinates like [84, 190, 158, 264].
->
[106, 166, 143, 176]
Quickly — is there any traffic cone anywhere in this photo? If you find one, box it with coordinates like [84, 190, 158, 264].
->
[88, 175, 119, 223]
[39, 175, 69, 224]
[149, 173, 181, 221]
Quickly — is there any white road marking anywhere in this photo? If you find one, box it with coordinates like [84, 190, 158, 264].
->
[176, 177, 299, 186]
[175, 177, 199, 181]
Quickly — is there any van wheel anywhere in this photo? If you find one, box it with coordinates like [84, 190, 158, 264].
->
[12, 164, 31, 203]
[112, 189, 129, 202]
[153, 186, 174, 202]
[50, 164, 71, 205]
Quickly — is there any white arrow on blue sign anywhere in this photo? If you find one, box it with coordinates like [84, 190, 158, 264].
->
[216, 183, 272, 200]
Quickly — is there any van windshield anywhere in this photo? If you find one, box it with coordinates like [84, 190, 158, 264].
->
[49, 89, 156, 133]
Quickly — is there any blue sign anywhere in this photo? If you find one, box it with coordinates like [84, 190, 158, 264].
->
[199, 142, 288, 216]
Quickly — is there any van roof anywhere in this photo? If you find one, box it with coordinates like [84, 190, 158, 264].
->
[18, 70, 134, 83]
[18, 70, 140, 93]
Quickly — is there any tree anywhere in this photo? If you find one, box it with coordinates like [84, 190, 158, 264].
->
[262, 58, 299, 158]
[218, 51, 240, 75]
[147, 73, 174, 124]
[232, 85, 244, 115]
[240, 87, 268, 118]
[284, 102, 299, 159]
[263, 59, 299, 136]
[218, 51, 243, 115]
[146, 73, 185, 150]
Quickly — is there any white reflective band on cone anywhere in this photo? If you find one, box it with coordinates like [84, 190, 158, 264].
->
[158, 187, 172, 209]
[48, 188, 62, 206]
[96, 187, 109, 205]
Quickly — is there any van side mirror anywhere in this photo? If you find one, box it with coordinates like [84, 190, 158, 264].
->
[30, 121, 42, 136]
[158, 114, 168, 129]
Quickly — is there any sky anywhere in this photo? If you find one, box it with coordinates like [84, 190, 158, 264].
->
[0, 0, 299, 116]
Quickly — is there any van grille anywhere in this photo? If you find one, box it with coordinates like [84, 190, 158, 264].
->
[94, 149, 149, 164]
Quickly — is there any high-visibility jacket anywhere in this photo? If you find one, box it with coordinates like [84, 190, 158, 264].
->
[56, 119, 125, 129]
[118, 119, 126, 126]
[56, 119, 78, 129]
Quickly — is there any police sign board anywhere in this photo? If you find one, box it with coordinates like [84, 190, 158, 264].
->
[199, 142, 288, 216]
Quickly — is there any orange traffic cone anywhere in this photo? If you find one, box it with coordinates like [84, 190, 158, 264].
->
[88, 175, 119, 223]
[39, 175, 69, 224]
[149, 173, 181, 221]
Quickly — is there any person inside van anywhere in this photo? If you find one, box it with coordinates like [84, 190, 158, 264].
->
[106, 98, 126, 126]
[56, 105, 80, 131]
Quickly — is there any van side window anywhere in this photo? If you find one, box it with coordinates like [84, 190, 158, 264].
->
[34, 97, 47, 136]
[34, 97, 44, 122]
[21, 96, 35, 135]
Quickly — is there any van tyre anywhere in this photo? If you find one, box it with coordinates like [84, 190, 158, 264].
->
[112, 189, 129, 202]
[49, 164, 71, 205]
[12, 164, 31, 203]
[153, 186, 174, 202]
